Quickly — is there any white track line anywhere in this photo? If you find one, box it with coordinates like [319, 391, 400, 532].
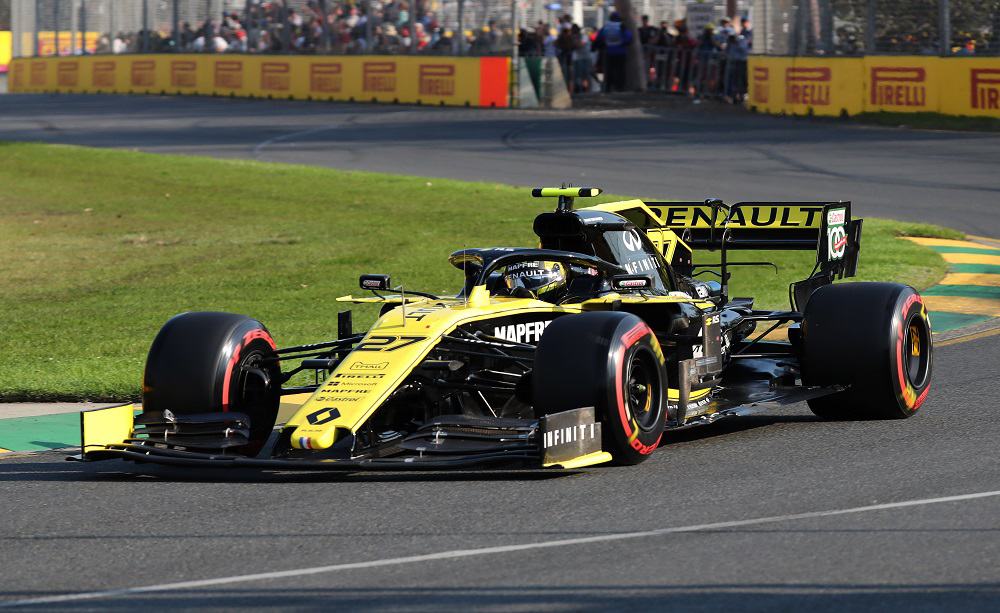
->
[4, 489, 1000, 608]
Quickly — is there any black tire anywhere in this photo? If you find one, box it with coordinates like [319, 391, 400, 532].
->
[143, 312, 282, 451]
[533, 312, 668, 465]
[802, 282, 932, 420]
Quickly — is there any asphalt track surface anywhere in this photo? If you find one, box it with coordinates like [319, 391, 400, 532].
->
[1, 95, 999, 610]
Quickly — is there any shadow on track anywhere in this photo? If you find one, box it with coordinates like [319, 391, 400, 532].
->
[0, 414, 821, 483]
[4, 583, 1000, 611]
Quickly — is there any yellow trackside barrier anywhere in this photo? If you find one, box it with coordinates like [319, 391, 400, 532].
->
[748, 56, 863, 116]
[748, 55, 1000, 118]
[7, 53, 511, 108]
[938, 57, 1000, 118]
[0, 32, 11, 73]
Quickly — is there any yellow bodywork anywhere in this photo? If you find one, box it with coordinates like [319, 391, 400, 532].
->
[284, 198, 730, 451]
[544, 451, 614, 469]
[286, 282, 713, 450]
[80, 404, 136, 453]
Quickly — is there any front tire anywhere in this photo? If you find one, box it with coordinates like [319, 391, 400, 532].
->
[533, 312, 668, 465]
[143, 312, 282, 451]
[802, 282, 932, 420]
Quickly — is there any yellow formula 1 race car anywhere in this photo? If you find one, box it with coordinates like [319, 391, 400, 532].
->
[76, 188, 933, 472]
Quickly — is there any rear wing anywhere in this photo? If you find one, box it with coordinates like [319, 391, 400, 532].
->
[641, 200, 862, 277]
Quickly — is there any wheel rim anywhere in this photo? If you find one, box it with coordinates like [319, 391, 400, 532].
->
[626, 347, 661, 432]
[903, 313, 930, 388]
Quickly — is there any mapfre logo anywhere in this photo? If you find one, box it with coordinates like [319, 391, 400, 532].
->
[171, 61, 196, 88]
[751, 66, 768, 104]
[870, 67, 926, 107]
[310, 63, 342, 93]
[785, 67, 830, 105]
[419, 64, 455, 96]
[493, 321, 552, 344]
[971, 69, 1000, 110]
[130, 60, 155, 87]
[261, 62, 290, 91]
[30, 62, 47, 87]
[363, 62, 396, 93]
[214, 61, 243, 89]
[91, 61, 115, 88]
[57, 62, 78, 87]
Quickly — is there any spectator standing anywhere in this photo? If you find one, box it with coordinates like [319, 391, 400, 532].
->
[572, 24, 594, 93]
[594, 11, 632, 92]
[740, 18, 752, 51]
[724, 33, 749, 101]
[557, 22, 579, 88]
[695, 24, 718, 92]
[638, 15, 657, 46]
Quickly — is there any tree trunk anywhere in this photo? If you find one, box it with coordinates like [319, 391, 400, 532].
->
[617, 0, 647, 91]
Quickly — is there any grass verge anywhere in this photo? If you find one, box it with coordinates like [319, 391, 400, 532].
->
[0, 142, 958, 401]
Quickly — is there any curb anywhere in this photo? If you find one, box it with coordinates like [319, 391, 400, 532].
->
[0, 394, 312, 455]
[904, 237, 1000, 335]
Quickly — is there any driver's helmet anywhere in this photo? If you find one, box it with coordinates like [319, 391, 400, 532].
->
[502, 261, 567, 302]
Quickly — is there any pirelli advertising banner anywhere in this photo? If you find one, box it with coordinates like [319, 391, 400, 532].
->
[748, 56, 1000, 118]
[8, 54, 511, 108]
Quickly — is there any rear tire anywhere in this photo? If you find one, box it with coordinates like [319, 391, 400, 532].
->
[533, 312, 668, 465]
[802, 283, 932, 420]
[143, 312, 282, 451]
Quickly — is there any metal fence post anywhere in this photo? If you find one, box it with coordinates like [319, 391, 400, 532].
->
[109, 0, 116, 53]
[70, 0, 77, 55]
[363, 0, 372, 52]
[80, 0, 87, 54]
[865, 0, 875, 53]
[318, 0, 332, 52]
[244, 0, 255, 51]
[409, 0, 417, 53]
[938, 0, 950, 55]
[510, 0, 519, 105]
[173, 0, 181, 51]
[35, 0, 41, 56]
[54, 0, 61, 56]
[281, 0, 291, 52]
[141, 0, 149, 52]
[457, 0, 465, 55]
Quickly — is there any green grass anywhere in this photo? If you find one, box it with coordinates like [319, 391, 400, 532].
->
[0, 142, 957, 401]
[852, 111, 1000, 132]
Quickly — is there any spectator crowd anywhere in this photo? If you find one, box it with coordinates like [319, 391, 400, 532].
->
[85, 0, 751, 103]
[516, 13, 751, 103]
[94, 1, 512, 56]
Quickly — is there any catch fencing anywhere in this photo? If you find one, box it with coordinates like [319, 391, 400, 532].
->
[6, 0, 521, 57]
[753, 0, 999, 56]
[645, 46, 747, 100]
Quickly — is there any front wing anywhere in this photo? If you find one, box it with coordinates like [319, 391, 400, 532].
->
[71, 404, 612, 472]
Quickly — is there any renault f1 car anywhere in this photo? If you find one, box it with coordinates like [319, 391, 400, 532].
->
[76, 188, 933, 471]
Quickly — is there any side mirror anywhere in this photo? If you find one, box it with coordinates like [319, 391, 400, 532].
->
[360, 274, 391, 291]
[705, 280, 723, 298]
